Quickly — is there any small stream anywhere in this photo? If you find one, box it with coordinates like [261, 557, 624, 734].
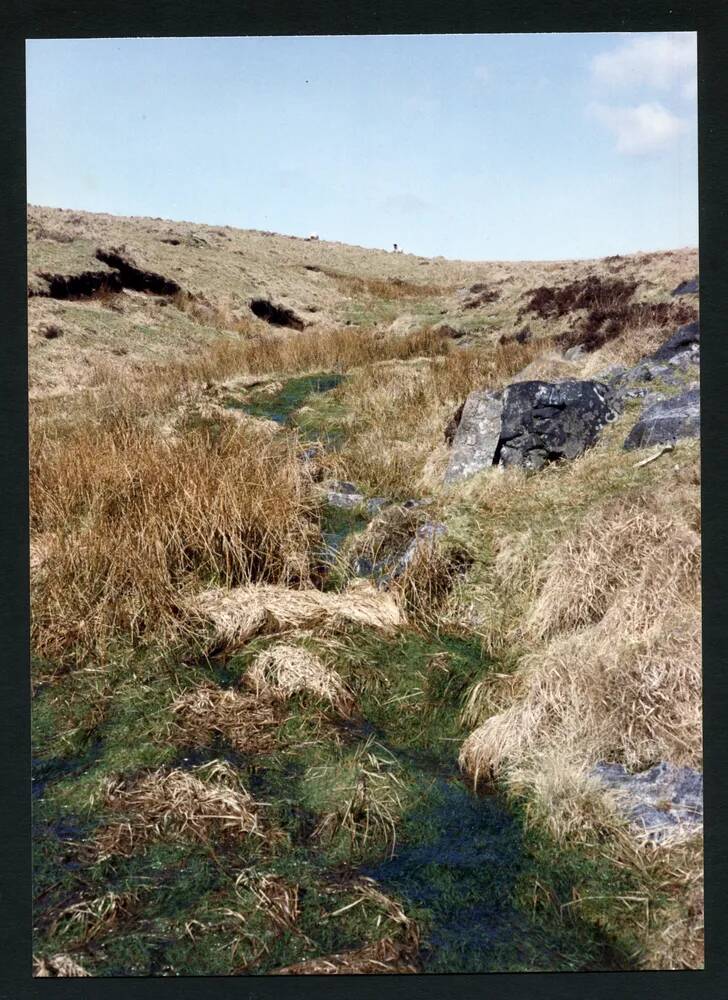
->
[32, 373, 615, 974]
[223, 373, 601, 972]
[224, 372, 344, 436]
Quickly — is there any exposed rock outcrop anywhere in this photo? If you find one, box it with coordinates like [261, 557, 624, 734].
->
[250, 298, 305, 330]
[497, 380, 617, 471]
[95, 248, 182, 295]
[444, 390, 503, 484]
[623, 387, 700, 451]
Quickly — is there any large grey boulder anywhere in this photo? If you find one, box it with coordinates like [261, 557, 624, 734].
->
[444, 390, 503, 484]
[498, 380, 617, 471]
[593, 761, 703, 843]
[623, 387, 700, 450]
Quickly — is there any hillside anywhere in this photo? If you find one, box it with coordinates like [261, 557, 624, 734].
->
[27, 204, 696, 398]
[30, 205, 702, 977]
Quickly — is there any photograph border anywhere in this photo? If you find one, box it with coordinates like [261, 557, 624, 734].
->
[3, 1, 727, 997]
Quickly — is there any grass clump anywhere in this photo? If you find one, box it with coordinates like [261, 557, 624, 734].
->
[168, 683, 282, 754]
[95, 760, 269, 859]
[31, 407, 321, 664]
[188, 581, 403, 653]
[246, 643, 354, 716]
[301, 738, 408, 861]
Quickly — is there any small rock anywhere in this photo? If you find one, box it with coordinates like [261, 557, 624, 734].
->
[392, 522, 448, 576]
[366, 497, 389, 515]
[623, 387, 700, 450]
[326, 491, 365, 509]
[327, 480, 360, 495]
[671, 277, 699, 296]
[563, 345, 586, 362]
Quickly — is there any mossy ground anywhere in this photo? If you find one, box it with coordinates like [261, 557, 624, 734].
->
[33, 617, 642, 974]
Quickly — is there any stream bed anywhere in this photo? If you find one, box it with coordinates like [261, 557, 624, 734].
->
[32, 371, 624, 975]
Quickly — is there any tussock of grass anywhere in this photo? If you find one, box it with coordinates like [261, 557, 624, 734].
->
[31, 410, 320, 663]
[231, 870, 303, 936]
[246, 644, 354, 716]
[33, 954, 91, 977]
[189, 581, 403, 652]
[302, 739, 407, 858]
[169, 684, 282, 754]
[459, 486, 701, 784]
[50, 889, 139, 945]
[95, 761, 267, 859]
[273, 935, 419, 975]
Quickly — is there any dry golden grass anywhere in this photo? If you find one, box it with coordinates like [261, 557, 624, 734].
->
[320, 267, 451, 301]
[332, 340, 539, 496]
[30, 404, 320, 663]
[188, 581, 403, 652]
[272, 936, 419, 975]
[95, 760, 267, 859]
[246, 644, 354, 716]
[168, 684, 282, 754]
[456, 471, 702, 970]
[459, 485, 701, 784]
[33, 954, 91, 977]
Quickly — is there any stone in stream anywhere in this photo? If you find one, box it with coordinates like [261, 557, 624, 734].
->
[325, 480, 366, 509]
[366, 497, 389, 515]
[444, 390, 503, 484]
[592, 761, 703, 843]
[392, 522, 448, 577]
[623, 387, 700, 451]
[498, 379, 617, 471]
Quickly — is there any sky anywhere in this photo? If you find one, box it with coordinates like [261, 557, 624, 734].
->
[26, 33, 698, 261]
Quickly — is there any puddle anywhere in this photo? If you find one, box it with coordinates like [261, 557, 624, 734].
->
[32, 740, 104, 801]
[225, 372, 344, 434]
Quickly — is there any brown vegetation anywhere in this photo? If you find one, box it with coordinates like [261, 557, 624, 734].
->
[95, 761, 267, 859]
[246, 644, 354, 715]
[168, 684, 282, 754]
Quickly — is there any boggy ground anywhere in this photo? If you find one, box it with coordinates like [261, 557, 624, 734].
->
[30, 206, 701, 975]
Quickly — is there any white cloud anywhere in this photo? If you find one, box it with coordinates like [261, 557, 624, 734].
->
[591, 32, 696, 96]
[589, 101, 687, 155]
[474, 65, 489, 84]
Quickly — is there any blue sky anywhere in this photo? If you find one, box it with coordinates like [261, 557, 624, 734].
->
[26, 33, 698, 261]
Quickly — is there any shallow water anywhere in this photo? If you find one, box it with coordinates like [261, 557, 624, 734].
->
[225, 371, 344, 434]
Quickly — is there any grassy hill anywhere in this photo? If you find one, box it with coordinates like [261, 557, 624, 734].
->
[29, 205, 702, 976]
